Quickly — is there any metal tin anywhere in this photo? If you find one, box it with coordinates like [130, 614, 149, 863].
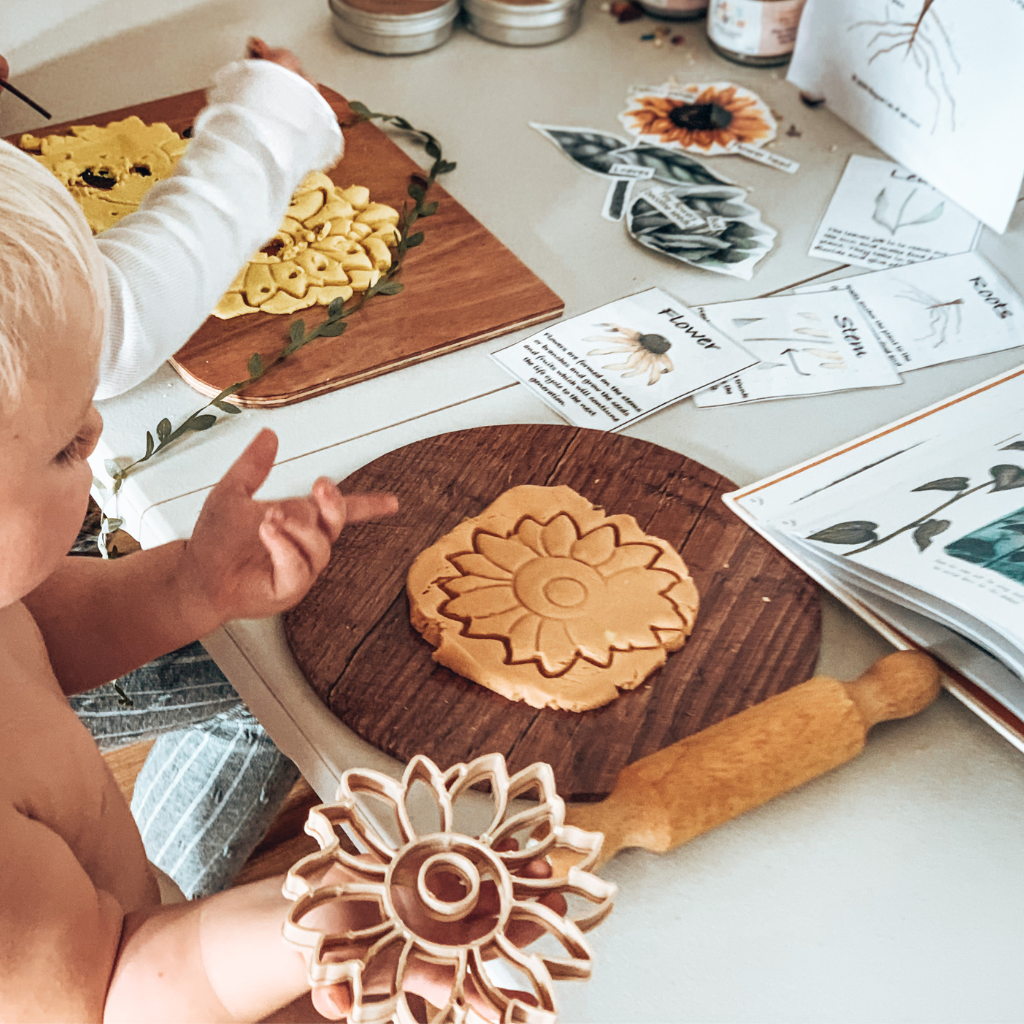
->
[637, 0, 707, 21]
[462, 0, 584, 47]
[328, 0, 459, 55]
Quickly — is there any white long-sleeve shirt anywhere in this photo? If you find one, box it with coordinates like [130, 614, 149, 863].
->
[94, 60, 343, 400]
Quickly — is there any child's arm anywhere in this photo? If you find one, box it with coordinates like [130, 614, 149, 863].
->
[2, 806, 561, 1022]
[94, 52, 343, 400]
[23, 429, 396, 695]
[0, 802, 318, 1022]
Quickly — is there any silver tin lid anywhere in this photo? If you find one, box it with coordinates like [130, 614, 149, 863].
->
[328, 0, 458, 53]
[462, 0, 584, 45]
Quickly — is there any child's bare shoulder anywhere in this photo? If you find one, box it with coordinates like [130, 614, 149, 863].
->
[0, 600, 159, 1018]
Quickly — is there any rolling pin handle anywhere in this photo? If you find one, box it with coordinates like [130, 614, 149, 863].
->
[842, 651, 942, 730]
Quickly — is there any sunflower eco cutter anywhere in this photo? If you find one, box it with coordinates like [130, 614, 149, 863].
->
[281, 752, 616, 1024]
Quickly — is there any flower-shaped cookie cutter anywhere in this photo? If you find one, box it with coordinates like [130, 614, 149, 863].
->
[282, 753, 616, 1023]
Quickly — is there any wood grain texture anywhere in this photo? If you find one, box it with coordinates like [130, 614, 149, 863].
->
[8, 88, 563, 407]
[283, 425, 822, 801]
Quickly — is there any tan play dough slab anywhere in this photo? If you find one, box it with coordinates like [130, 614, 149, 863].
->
[408, 484, 699, 711]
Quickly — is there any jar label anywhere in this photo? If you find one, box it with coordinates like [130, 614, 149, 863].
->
[708, 0, 806, 57]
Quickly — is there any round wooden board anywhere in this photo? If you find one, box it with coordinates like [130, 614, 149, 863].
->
[283, 425, 821, 800]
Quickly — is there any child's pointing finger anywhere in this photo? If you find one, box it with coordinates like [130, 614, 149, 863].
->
[340, 491, 399, 525]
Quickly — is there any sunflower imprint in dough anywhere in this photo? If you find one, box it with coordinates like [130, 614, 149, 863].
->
[408, 485, 699, 711]
[213, 171, 401, 318]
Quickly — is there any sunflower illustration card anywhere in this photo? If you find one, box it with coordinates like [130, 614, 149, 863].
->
[490, 287, 757, 430]
[693, 288, 902, 406]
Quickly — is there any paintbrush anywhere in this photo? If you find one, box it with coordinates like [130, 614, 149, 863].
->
[0, 78, 52, 120]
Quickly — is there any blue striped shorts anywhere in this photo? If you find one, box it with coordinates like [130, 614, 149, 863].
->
[70, 641, 299, 899]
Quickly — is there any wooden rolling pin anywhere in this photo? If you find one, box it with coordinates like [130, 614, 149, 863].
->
[564, 651, 941, 866]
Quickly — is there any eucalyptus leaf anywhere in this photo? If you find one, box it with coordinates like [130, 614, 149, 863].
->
[328, 297, 347, 318]
[405, 232, 424, 248]
[290, 321, 306, 346]
[436, 160, 457, 174]
[376, 281, 404, 296]
[212, 399, 242, 414]
[349, 100, 371, 117]
[989, 464, 1024, 491]
[408, 182, 426, 202]
[912, 476, 969, 492]
[189, 414, 218, 431]
[913, 518, 950, 551]
[104, 459, 124, 479]
[144, 431, 155, 460]
[248, 352, 264, 379]
[807, 521, 879, 545]
[156, 418, 171, 442]
[419, 201, 439, 217]
[317, 320, 347, 337]
[425, 139, 441, 160]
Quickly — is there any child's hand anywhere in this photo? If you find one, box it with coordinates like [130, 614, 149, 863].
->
[180, 428, 396, 631]
[246, 37, 317, 87]
[308, 841, 568, 1021]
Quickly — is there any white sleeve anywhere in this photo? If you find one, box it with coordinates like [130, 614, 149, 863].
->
[94, 60, 344, 400]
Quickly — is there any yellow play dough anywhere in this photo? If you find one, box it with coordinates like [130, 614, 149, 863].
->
[211, 171, 400, 319]
[20, 116, 188, 233]
[407, 485, 700, 712]
[21, 123, 401, 318]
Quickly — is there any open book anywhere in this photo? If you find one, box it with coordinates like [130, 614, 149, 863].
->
[724, 365, 1024, 752]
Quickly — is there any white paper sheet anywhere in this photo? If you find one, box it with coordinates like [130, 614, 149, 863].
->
[795, 252, 1024, 371]
[808, 155, 981, 269]
[693, 289, 902, 406]
[789, 0, 1024, 233]
[491, 288, 756, 430]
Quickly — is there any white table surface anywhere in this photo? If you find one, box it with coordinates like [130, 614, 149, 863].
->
[6, 4, 1024, 1020]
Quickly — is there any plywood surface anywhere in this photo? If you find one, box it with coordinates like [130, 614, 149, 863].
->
[283, 425, 822, 800]
[9, 88, 563, 407]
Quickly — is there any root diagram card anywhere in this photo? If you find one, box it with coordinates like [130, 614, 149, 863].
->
[796, 252, 1024, 371]
[693, 289, 902, 406]
[808, 155, 980, 270]
[491, 288, 756, 430]
[789, 0, 1024, 233]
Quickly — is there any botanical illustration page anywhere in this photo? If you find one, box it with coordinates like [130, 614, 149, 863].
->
[789, 0, 1024, 232]
[729, 370, 1024, 671]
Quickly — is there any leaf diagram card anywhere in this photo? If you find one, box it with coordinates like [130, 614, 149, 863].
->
[809, 155, 981, 270]
[491, 288, 757, 430]
[789, 0, 1024, 233]
[796, 253, 1024, 371]
[693, 289, 902, 406]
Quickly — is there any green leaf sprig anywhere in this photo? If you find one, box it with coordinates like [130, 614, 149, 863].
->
[99, 105, 455, 543]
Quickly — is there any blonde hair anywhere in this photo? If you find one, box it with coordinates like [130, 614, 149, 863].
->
[0, 139, 108, 412]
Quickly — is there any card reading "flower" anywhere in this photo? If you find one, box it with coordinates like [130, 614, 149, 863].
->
[491, 287, 757, 431]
